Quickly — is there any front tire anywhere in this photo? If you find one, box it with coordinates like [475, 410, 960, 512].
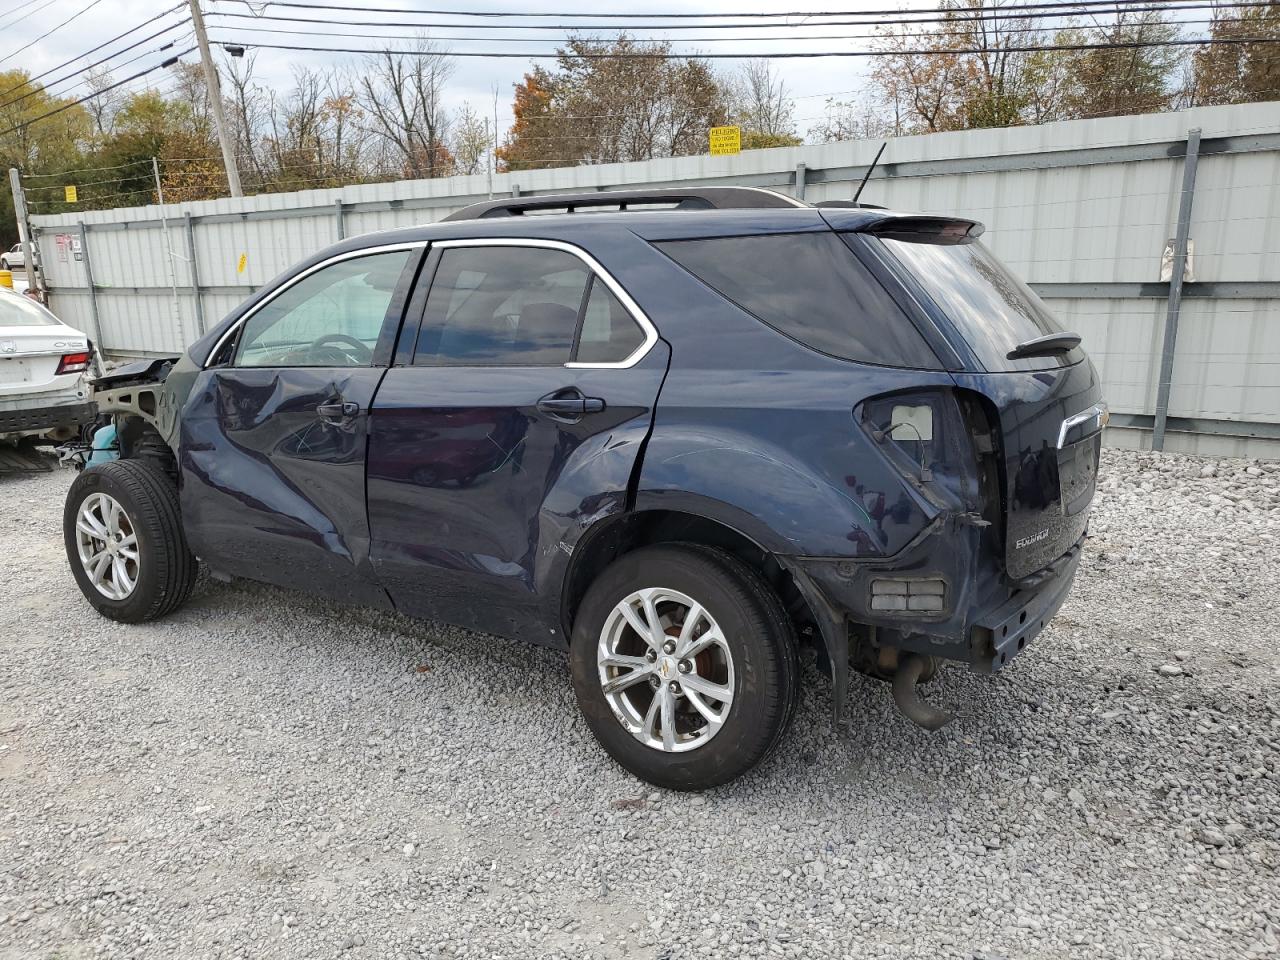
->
[570, 544, 798, 790]
[63, 459, 198, 623]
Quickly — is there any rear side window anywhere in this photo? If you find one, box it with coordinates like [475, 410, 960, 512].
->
[881, 239, 1070, 371]
[414, 245, 648, 366]
[657, 232, 939, 369]
[576, 277, 645, 364]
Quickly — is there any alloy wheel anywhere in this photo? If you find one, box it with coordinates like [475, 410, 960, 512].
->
[596, 587, 736, 753]
[75, 492, 139, 600]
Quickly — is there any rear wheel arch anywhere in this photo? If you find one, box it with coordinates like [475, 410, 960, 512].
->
[561, 508, 818, 650]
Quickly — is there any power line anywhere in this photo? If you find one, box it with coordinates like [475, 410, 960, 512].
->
[204, 1, 1276, 34]
[246, 0, 1263, 21]
[0, 48, 197, 138]
[0, 0, 59, 32]
[217, 34, 1280, 60]
[0, 22, 191, 113]
[0, 6, 187, 99]
[213, 14, 1257, 47]
[0, 0, 110, 67]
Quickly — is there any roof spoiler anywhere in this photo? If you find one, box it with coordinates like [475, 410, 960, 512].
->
[442, 186, 806, 221]
[860, 215, 985, 245]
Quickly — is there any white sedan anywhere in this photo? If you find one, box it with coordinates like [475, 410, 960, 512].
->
[0, 289, 96, 443]
[1, 243, 24, 271]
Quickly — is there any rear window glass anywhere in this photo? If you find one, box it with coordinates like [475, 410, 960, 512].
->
[0, 293, 58, 327]
[880, 239, 1070, 371]
[657, 232, 940, 369]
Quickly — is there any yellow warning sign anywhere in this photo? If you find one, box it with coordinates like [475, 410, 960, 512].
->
[237, 253, 247, 274]
[64, 185, 78, 203]
[709, 126, 741, 156]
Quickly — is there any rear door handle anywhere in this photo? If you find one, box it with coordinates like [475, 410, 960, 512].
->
[537, 389, 605, 422]
[317, 400, 359, 421]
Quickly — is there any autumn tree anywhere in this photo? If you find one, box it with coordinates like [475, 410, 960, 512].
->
[816, 0, 1189, 141]
[499, 35, 730, 170]
[0, 69, 91, 238]
[1188, 0, 1280, 106]
[1060, 7, 1181, 118]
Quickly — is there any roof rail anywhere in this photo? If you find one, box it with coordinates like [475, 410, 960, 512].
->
[442, 186, 807, 222]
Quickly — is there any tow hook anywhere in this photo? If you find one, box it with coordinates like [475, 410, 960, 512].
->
[891, 654, 955, 730]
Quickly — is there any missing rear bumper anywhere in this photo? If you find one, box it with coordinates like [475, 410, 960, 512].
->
[970, 546, 1082, 672]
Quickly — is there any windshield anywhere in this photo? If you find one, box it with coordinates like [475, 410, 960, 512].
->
[881, 238, 1073, 371]
[0, 293, 58, 328]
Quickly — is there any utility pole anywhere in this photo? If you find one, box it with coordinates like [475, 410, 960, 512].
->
[8, 168, 43, 298]
[188, 0, 242, 197]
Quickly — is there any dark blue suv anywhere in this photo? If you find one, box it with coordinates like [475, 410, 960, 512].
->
[63, 187, 1105, 789]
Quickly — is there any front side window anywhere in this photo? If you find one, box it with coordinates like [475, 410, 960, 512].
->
[415, 245, 647, 366]
[657, 232, 940, 369]
[236, 250, 412, 367]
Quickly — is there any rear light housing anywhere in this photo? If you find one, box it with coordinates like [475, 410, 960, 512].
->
[870, 576, 948, 612]
[56, 351, 92, 374]
[855, 389, 954, 486]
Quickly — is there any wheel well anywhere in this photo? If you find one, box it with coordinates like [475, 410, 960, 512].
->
[115, 414, 177, 479]
[561, 509, 817, 644]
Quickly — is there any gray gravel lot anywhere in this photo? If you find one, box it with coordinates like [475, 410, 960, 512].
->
[2, 447, 1279, 960]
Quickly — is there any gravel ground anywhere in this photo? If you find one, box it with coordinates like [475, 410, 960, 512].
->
[2, 447, 1278, 960]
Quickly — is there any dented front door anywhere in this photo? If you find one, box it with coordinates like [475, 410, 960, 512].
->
[179, 367, 391, 607]
[176, 245, 422, 608]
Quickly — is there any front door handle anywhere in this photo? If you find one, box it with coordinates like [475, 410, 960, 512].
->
[537, 388, 606, 422]
[317, 400, 359, 421]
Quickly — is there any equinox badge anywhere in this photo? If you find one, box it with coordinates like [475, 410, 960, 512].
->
[1015, 528, 1051, 550]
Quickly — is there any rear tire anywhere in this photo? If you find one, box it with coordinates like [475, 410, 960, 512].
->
[63, 459, 197, 623]
[570, 544, 798, 790]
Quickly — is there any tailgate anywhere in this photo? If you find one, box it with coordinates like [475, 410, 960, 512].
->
[956, 358, 1104, 580]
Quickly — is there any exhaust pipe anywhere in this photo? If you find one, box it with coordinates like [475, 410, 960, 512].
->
[891, 654, 955, 730]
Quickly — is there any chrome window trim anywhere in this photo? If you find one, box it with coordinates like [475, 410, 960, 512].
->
[203, 241, 426, 368]
[428, 237, 659, 370]
[1057, 401, 1109, 449]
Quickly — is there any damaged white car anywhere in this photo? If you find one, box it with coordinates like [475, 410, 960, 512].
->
[0, 289, 95, 444]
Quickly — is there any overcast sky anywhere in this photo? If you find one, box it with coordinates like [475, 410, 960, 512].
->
[4, 0, 942, 140]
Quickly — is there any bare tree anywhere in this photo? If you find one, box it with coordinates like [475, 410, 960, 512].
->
[83, 67, 124, 138]
[358, 38, 456, 179]
[729, 59, 795, 138]
[809, 98, 895, 143]
[451, 102, 490, 176]
[225, 53, 266, 182]
[168, 62, 213, 136]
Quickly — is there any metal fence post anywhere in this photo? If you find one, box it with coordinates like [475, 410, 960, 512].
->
[77, 221, 105, 366]
[1152, 128, 1201, 452]
[795, 162, 807, 201]
[184, 212, 206, 336]
[334, 199, 345, 240]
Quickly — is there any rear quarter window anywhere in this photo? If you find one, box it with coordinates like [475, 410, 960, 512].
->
[656, 232, 940, 369]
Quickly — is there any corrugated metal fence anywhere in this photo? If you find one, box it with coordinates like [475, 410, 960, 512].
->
[26, 101, 1280, 458]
